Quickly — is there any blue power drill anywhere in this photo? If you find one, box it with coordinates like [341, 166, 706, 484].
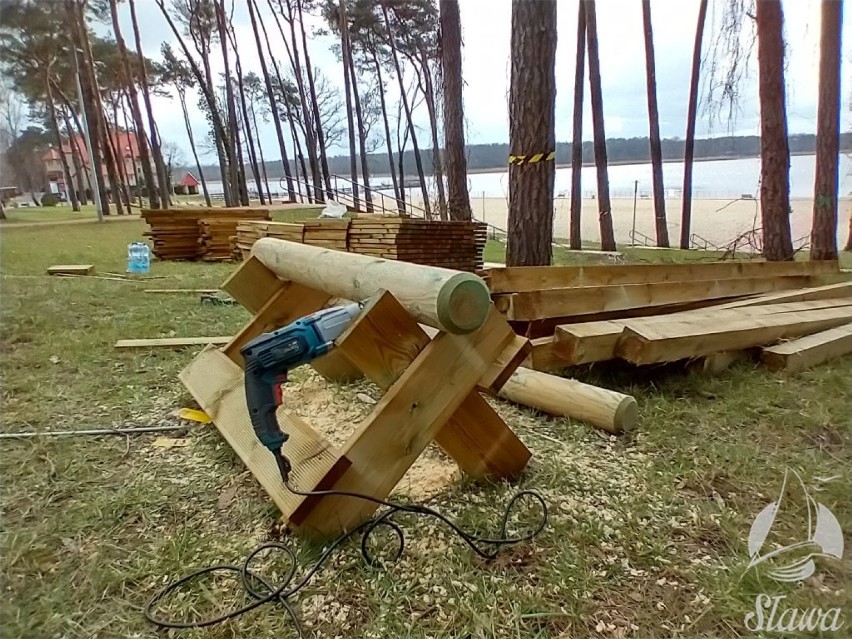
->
[240, 303, 362, 484]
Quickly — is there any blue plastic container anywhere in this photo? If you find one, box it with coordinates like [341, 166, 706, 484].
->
[127, 242, 151, 274]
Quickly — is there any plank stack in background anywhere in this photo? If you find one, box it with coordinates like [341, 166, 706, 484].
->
[303, 219, 349, 250]
[348, 217, 487, 271]
[142, 208, 269, 260]
[233, 216, 487, 271]
[478, 260, 852, 374]
[198, 219, 244, 261]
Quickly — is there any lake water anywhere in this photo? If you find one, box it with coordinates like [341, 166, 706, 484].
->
[203, 153, 851, 200]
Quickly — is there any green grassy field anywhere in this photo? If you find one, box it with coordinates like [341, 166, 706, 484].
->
[1, 220, 849, 638]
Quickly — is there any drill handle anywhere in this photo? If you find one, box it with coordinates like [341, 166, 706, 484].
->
[244, 365, 288, 451]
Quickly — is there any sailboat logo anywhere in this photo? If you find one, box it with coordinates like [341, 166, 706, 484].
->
[747, 469, 844, 583]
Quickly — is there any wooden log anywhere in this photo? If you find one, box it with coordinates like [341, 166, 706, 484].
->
[481, 260, 839, 294]
[617, 305, 852, 365]
[760, 324, 852, 373]
[497, 367, 638, 434]
[252, 238, 491, 334]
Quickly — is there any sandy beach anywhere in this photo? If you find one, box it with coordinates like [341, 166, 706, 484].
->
[448, 196, 852, 249]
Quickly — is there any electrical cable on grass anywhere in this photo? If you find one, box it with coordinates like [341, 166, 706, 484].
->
[145, 482, 547, 637]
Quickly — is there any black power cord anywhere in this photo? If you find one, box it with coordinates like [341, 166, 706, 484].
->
[144, 479, 547, 637]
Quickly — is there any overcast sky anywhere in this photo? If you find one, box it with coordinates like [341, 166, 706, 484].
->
[105, 0, 851, 164]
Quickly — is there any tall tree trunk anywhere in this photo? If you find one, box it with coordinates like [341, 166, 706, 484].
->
[756, 0, 793, 261]
[381, 0, 432, 218]
[296, 0, 333, 198]
[680, 0, 708, 249]
[506, 0, 556, 266]
[341, 3, 372, 211]
[641, 0, 669, 248]
[107, 99, 132, 209]
[229, 25, 266, 205]
[585, 0, 615, 251]
[338, 1, 361, 210]
[46, 79, 80, 211]
[569, 0, 586, 250]
[372, 51, 401, 206]
[249, 0, 295, 202]
[215, 1, 247, 206]
[61, 106, 88, 204]
[271, 0, 323, 201]
[418, 51, 447, 219]
[128, 0, 169, 209]
[66, 0, 110, 215]
[441, 0, 471, 221]
[99, 106, 125, 215]
[178, 89, 211, 207]
[810, 0, 843, 260]
[109, 0, 159, 208]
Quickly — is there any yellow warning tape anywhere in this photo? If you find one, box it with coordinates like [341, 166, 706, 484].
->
[509, 151, 556, 166]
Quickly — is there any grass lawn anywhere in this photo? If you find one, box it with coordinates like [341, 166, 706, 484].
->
[1, 221, 849, 638]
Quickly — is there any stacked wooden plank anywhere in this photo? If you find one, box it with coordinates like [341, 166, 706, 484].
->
[142, 208, 269, 260]
[348, 217, 487, 271]
[479, 261, 852, 374]
[234, 217, 487, 271]
[198, 219, 244, 261]
[303, 219, 349, 251]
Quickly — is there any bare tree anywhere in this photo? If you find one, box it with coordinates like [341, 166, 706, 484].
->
[680, 0, 708, 249]
[506, 0, 557, 266]
[810, 0, 843, 260]
[756, 0, 793, 261]
[641, 0, 669, 247]
[569, 0, 585, 250]
[585, 0, 616, 251]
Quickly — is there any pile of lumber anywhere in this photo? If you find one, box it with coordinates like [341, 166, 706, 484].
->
[479, 260, 852, 374]
[348, 217, 487, 271]
[198, 219, 245, 261]
[142, 208, 270, 260]
[234, 216, 488, 271]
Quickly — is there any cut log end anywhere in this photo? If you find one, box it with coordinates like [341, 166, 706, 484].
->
[436, 272, 493, 334]
[613, 396, 639, 433]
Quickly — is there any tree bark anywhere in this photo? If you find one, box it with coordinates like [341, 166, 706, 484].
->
[569, 0, 585, 250]
[249, 0, 295, 202]
[229, 25, 266, 205]
[60, 106, 88, 204]
[756, 0, 793, 261]
[641, 0, 669, 248]
[440, 0, 471, 221]
[585, 0, 615, 251]
[372, 50, 401, 205]
[107, 98, 132, 208]
[506, 0, 557, 266]
[810, 0, 843, 261]
[381, 0, 432, 218]
[109, 0, 158, 208]
[128, 0, 169, 209]
[680, 0, 708, 249]
[215, 0, 247, 206]
[177, 88, 211, 207]
[338, 1, 361, 210]
[419, 50, 447, 219]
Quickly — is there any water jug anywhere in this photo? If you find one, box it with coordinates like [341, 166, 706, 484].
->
[127, 242, 151, 274]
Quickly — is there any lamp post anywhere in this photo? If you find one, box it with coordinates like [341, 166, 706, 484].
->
[72, 47, 104, 222]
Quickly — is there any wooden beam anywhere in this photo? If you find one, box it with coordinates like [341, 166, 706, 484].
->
[760, 324, 852, 373]
[252, 238, 492, 334]
[497, 367, 638, 434]
[310, 349, 363, 383]
[115, 336, 232, 349]
[617, 305, 852, 365]
[497, 275, 813, 321]
[220, 255, 283, 314]
[223, 282, 331, 366]
[522, 336, 565, 372]
[333, 292, 530, 480]
[47, 264, 94, 275]
[555, 296, 852, 365]
[292, 305, 522, 537]
[179, 346, 349, 522]
[482, 260, 839, 294]
[144, 289, 220, 294]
